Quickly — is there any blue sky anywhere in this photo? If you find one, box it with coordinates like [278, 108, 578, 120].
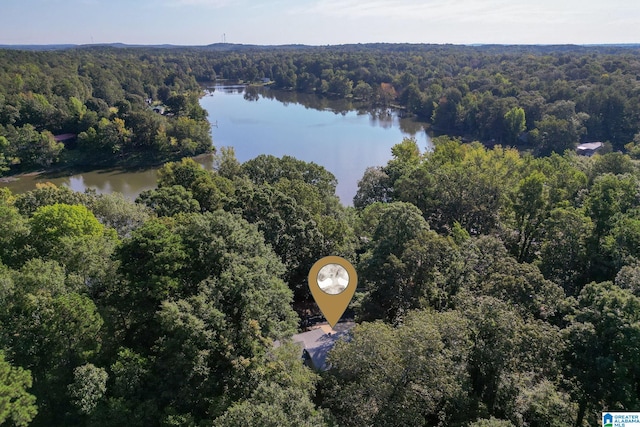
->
[1, 0, 639, 46]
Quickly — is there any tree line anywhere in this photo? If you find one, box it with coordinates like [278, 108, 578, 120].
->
[3, 43, 640, 175]
[2, 139, 640, 425]
[172, 43, 640, 153]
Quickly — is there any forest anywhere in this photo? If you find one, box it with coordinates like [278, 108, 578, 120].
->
[2, 44, 640, 426]
[0, 47, 213, 175]
[2, 43, 640, 175]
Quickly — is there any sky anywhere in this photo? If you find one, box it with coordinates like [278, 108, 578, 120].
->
[1, 0, 639, 46]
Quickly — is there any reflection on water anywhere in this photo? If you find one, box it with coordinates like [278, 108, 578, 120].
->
[2, 85, 431, 205]
[399, 115, 427, 135]
[244, 86, 260, 102]
[202, 85, 431, 203]
[1, 167, 161, 200]
[368, 109, 394, 129]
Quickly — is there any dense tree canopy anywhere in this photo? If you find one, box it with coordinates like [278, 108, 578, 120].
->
[3, 43, 640, 177]
[1, 139, 640, 425]
[3, 42, 640, 426]
[0, 47, 213, 175]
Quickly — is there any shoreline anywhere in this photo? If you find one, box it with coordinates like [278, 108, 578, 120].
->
[0, 171, 40, 183]
[0, 150, 214, 184]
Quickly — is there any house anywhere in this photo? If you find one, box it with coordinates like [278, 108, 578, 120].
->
[54, 133, 76, 143]
[576, 142, 603, 156]
[152, 106, 165, 114]
[276, 323, 354, 371]
[53, 133, 77, 148]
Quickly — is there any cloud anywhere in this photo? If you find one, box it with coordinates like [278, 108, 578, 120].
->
[289, 0, 620, 25]
[166, 0, 231, 8]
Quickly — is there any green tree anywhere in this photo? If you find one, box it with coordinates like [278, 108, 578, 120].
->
[172, 210, 299, 337]
[92, 348, 156, 427]
[353, 166, 393, 209]
[397, 141, 522, 235]
[114, 218, 188, 348]
[432, 88, 462, 131]
[590, 152, 636, 179]
[168, 116, 212, 155]
[537, 153, 587, 208]
[3, 291, 103, 426]
[564, 282, 640, 427]
[214, 383, 328, 427]
[0, 352, 37, 427]
[126, 110, 165, 150]
[109, 211, 299, 423]
[137, 185, 201, 217]
[214, 342, 326, 426]
[165, 93, 188, 116]
[213, 146, 243, 179]
[0, 196, 29, 267]
[585, 173, 639, 281]
[468, 418, 515, 427]
[14, 182, 89, 216]
[77, 117, 130, 156]
[505, 171, 549, 263]
[352, 81, 373, 101]
[242, 154, 338, 199]
[322, 310, 470, 427]
[384, 137, 421, 184]
[586, 173, 638, 240]
[29, 203, 105, 253]
[157, 157, 209, 189]
[7, 125, 63, 168]
[615, 262, 640, 296]
[531, 113, 585, 157]
[509, 379, 576, 427]
[328, 74, 353, 97]
[400, 83, 426, 115]
[155, 157, 236, 212]
[538, 206, 593, 295]
[0, 135, 13, 175]
[230, 182, 325, 298]
[13, 258, 68, 297]
[190, 173, 235, 212]
[601, 213, 640, 274]
[68, 363, 108, 416]
[87, 192, 152, 238]
[358, 202, 461, 321]
[462, 296, 524, 418]
[461, 236, 566, 321]
[28, 203, 117, 285]
[503, 106, 526, 144]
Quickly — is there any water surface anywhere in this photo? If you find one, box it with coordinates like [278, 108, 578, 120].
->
[1, 86, 431, 204]
[201, 85, 431, 202]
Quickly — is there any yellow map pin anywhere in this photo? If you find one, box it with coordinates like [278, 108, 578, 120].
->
[308, 256, 357, 328]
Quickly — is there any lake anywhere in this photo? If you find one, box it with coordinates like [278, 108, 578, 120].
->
[1, 86, 431, 204]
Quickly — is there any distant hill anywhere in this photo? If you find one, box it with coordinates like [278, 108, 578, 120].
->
[0, 43, 313, 51]
[0, 43, 183, 51]
[1, 42, 639, 54]
[0, 44, 78, 51]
